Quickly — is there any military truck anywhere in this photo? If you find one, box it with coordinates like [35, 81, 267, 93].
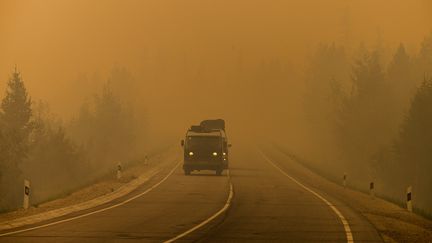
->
[200, 119, 230, 164]
[181, 120, 231, 175]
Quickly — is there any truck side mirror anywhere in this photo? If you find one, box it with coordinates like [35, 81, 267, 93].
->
[181, 140, 184, 147]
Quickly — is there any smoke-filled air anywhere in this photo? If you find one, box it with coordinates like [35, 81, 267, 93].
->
[1, 1, 432, 242]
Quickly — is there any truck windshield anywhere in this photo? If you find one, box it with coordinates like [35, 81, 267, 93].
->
[187, 136, 221, 150]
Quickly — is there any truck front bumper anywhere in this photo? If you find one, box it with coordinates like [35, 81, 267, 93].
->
[183, 160, 227, 171]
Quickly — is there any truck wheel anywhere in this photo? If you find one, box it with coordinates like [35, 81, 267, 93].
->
[184, 170, 191, 175]
[216, 169, 222, 176]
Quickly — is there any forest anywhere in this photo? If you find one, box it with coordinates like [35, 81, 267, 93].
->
[0, 67, 146, 211]
[299, 33, 432, 215]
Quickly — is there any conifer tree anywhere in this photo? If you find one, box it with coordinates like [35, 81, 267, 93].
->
[337, 47, 398, 180]
[0, 67, 33, 164]
[416, 33, 432, 81]
[395, 78, 432, 208]
[387, 44, 415, 114]
[0, 67, 32, 210]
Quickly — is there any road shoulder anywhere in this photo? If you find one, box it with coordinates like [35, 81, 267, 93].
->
[0, 147, 179, 232]
[264, 145, 432, 242]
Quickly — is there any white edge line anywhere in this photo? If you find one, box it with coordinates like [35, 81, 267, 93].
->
[163, 170, 234, 243]
[259, 150, 354, 243]
[0, 161, 182, 237]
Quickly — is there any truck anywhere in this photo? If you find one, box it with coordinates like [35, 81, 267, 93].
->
[181, 119, 231, 176]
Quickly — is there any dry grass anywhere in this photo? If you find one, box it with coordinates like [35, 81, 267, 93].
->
[268, 145, 432, 243]
[0, 147, 178, 224]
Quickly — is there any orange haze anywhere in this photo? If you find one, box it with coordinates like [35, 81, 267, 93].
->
[0, 0, 431, 140]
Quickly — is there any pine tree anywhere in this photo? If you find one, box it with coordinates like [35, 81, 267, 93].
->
[419, 34, 432, 68]
[351, 48, 385, 100]
[0, 67, 33, 164]
[416, 33, 432, 81]
[388, 44, 411, 85]
[337, 46, 399, 182]
[395, 78, 432, 209]
[339, 48, 385, 156]
[387, 43, 415, 116]
[397, 79, 432, 162]
[93, 82, 135, 162]
[0, 67, 32, 210]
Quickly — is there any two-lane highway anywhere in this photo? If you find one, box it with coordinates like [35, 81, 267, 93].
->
[0, 144, 382, 242]
[0, 162, 231, 243]
[200, 144, 382, 242]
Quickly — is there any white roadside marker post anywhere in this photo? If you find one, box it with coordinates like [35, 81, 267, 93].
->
[406, 186, 413, 212]
[370, 182, 375, 198]
[23, 179, 30, 210]
[144, 155, 149, 166]
[343, 173, 347, 188]
[117, 162, 122, 180]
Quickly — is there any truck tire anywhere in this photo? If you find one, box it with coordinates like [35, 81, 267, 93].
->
[184, 170, 191, 175]
[216, 169, 222, 176]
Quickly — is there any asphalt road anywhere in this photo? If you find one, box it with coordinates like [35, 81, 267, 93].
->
[0, 144, 382, 242]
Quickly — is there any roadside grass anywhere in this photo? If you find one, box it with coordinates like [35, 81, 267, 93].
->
[414, 206, 432, 220]
[32, 153, 160, 208]
[272, 143, 432, 221]
[0, 144, 175, 215]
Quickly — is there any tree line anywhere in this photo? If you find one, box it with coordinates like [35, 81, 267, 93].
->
[0, 67, 144, 211]
[303, 34, 432, 213]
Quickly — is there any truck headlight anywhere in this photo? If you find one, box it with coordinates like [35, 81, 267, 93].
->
[189, 151, 194, 156]
[212, 152, 218, 156]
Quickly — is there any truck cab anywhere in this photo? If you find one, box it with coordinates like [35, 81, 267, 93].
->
[181, 126, 229, 176]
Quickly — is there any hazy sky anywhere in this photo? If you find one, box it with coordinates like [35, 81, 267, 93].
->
[0, 0, 431, 137]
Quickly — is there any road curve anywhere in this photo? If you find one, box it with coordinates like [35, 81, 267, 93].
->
[0, 161, 231, 243]
[0, 144, 382, 242]
[198, 144, 382, 242]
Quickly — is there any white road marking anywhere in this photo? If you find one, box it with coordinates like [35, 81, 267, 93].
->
[0, 161, 182, 237]
[259, 151, 354, 243]
[164, 171, 234, 243]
